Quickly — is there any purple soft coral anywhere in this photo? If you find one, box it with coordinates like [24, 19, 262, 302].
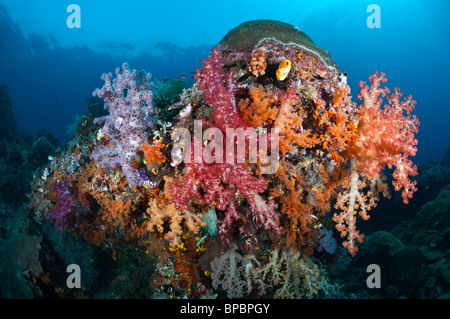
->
[46, 179, 79, 232]
[91, 63, 154, 186]
[316, 228, 337, 255]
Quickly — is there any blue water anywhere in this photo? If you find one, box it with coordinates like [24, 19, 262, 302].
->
[0, 0, 449, 162]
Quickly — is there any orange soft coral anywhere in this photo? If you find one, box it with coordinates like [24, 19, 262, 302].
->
[238, 86, 278, 128]
[141, 140, 166, 165]
[273, 88, 320, 153]
[144, 198, 205, 248]
[320, 110, 358, 164]
[332, 159, 374, 256]
[332, 72, 419, 256]
[353, 71, 419, 203]
[247, 48, 267, 77]
[332, 84, 351, 105]
[76, 165, 149, 243]
[270, 159, 334, 249]
[92, 191, 134, 231]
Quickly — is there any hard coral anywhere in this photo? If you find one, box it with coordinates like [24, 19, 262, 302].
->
[217, 19, 336, 72]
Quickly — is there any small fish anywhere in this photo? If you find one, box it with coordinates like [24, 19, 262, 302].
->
[276, 60, 291, 81]
[338, 72, 348, 87]
[237, 235, 253, 244]
[179, 103, 192, 118]
[179, 75, 187, 79]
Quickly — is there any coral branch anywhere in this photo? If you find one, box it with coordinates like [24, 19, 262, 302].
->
[355, 71, 419, 203]
[210, 247, 247, 298]
[141, 140, 166, 165]
[145, 200, 205, 248]
[194, 47, 247, 132]
[91, 63, 154, 186]
[333, 159, 373, 256]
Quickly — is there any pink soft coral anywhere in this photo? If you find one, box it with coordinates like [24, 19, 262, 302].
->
[355, 71, 419, 204]
[194, 47, 247, 132]
[334, 71, 420, 256]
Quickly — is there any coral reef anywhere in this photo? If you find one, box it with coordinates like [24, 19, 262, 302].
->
[25, 20, 425, 299]
[0, 207, 42, 298]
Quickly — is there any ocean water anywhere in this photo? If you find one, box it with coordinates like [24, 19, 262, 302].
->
[0, 0, 449, 303]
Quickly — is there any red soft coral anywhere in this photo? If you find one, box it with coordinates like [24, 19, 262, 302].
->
[169, 136, 280, 248]
[194, 47, 247, 132]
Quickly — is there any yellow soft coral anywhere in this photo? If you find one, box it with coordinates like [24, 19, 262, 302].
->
[145, 198, 205, 248]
